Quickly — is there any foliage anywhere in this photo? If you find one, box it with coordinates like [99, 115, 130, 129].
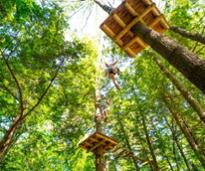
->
[0, 0, 205, 170]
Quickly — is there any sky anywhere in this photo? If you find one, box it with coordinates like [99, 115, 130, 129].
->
[65, 0, 164, 39]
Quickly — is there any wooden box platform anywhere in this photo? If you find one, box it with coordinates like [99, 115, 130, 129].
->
[100, 0, 169, 57]
[79, 132, 118, 154]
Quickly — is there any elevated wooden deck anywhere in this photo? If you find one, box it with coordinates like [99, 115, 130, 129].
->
[100, 0, 169, 57]
[79, 132, 118, 154]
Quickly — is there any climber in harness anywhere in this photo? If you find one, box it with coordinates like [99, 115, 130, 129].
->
[105, 60, 120, 90]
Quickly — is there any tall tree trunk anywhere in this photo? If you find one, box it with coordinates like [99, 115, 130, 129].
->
[163, 95, 205, 168]
[165, 156, 175, 171]
[116, 114, 140, 171]
[133, 116, 154, 171]
[141, 114, 159, 171]
[172, 136, 180, 171]
[0, 112, 23, 161]
[95, 147, 106, 171]
[153, 57, 205, 123]
[95, 1, 205, 94]
[170, 26, 205, 45]
[132, 23, 205, 94]
[164, 117, 192, 171]
[150, 122, 175, 171]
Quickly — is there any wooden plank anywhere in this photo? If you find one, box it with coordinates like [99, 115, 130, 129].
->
[90, 137, 98, 143]
[149, 15, 163, 28]
[101, 24, 115, 38]
[113, 14, 126, 27]
[160, 18, 170, 29]
[95, 133, 118, 145]
[89, 140, 106, 152]
[152, 6, 160, 16]
[141, 0, 153, 5]
[115, 3, 155, 41]
[124, 2, 138, 16]
[117, 40, 124, 46]
[124, 37, 146, 50]
[125, 48, 136, 57]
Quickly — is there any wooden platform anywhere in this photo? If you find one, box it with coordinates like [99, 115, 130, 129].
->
[79, 132, 118, 154]
[100, 0, 169, 57]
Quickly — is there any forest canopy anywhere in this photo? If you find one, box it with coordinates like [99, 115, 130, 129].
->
[0, 0, 205, 170]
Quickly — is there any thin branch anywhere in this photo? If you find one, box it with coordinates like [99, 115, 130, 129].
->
[192, 27, 205, 52]
[0, 50, 24, 113]
[0, 83, 19, 101]
[195, 45, 205, 54]
[23, 59, 64, 119]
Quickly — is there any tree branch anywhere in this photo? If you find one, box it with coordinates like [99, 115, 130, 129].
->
[23, 59, 64, 119]
[0, 50, 24, 113]
[0, 83, 19, 101]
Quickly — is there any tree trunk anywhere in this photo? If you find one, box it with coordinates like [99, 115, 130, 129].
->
[150, 121, 175, 171]
[132, 22, 205, 94]
[117, 114, 140, 171]
[170, 26, 205, 45]
[141, 114, 159, 171]
[95, 1, 205, 94]
[165, 156, 175, 171]
[163, 96, 205, 168]
[95, 146, 106, 171]
[0, 112, 23, 161]
[164, 116, 192, 171]
[153, 57, 205, 123]
[133, 116, 154, 171]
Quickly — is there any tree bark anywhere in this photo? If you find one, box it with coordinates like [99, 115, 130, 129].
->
[170, 26, 205, 45]
[141, 114, 159, 171]
[0, 59, 63, 162]
[95, 146, 106, 171]
[153, 57, 205, 123]
[163, 95, 205, 168]
[164, 115, 192, 170]
[166, 119, 192, 171]
[0, 112, 23, 161]
[133, 115, 154, 171]
[117, 114, 140, 171]
[95, 1, 205, 94]
[150, 121, 175, 171]
[132, 22, 205, 94]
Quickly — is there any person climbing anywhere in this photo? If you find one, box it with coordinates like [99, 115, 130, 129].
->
[105, 60, 120, 90]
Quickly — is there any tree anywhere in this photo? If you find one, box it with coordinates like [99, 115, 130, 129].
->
[163, 94, 205, 168]
[170, 26, 205, 45]
[94, 0, 205, 94]
[0, 0, 96, 162]
[152, 56, 205, 124]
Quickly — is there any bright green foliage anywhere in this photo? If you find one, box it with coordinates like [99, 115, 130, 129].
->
[1, 0, 205, 170]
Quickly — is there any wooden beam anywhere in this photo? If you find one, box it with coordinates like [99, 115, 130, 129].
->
[95, 133, 118, 145]
[124, 2, 138, 16]
[89, 140, 106, 152]
[124, 37, 147, 50]
[125, 48, 136, 57]
[101, 24, 115, 38]
[113, 14, 126, 27]
[149, 15, 163, 28]
[115, 3, 155, 41]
